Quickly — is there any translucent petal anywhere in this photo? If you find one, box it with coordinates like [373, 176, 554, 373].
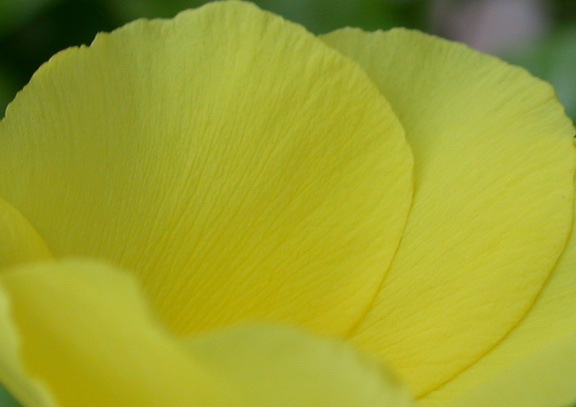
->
[0, 198, 52, 269]
[0, 280, 55, 407]
[0, 1, 412, 336]
[187, 324, 414, 407]
[321, 28, 575, 396]
[419, 180, 576, 407]
[0, 260, 414, 407]
[0, 260, 227, 407]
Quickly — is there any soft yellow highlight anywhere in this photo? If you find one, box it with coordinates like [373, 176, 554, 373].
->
[0, 260, 413, 407]
[0, 260, 226, 407]
[0, 1, 412, 336]
[187, 324, 414, 407]
[0, 198, 51, 269]
[321, 28, 576, 397]
[0, 282, 55, 407]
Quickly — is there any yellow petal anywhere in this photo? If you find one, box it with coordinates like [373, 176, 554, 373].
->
[321, 28, 575, 396]
[0, 198, 52, 269]
[186, 324, 414, 407]
[0, 280, 55, 407]
[0, 260, 228, 407]
[0, 1, 412, 336]
[0, 260, 414, 407]
[419, 180, 576, 407]
[429, 334, 576, 407]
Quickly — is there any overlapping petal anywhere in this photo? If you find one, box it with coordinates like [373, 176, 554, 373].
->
[321, 28, 576, 398]
[0, 198, 52, 269]
[419, 180, 576, 407]
[0, 277, 55, 407]
[185, 324, 413, 407]
[0, 1, 413, 336]
[1, 2, 575, 406]
[0, 260, 225, 407]
[0, 260, 413, 407]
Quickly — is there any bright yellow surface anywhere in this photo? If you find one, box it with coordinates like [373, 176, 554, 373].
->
[0, 260, 414, 407]
[0, 1, 412, 336]
[419, 179, 576, 407]
[0, 260, 225, 407]
[1, 1, 575, 406]
[0, 281, 55, 407]
[321, 28, 576, 397]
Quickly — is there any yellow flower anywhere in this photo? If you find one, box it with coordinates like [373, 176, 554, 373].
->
[0, 1, 575, 406]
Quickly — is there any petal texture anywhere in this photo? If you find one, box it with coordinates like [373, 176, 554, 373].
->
[321, 28, 575, 396]
[0, 261, 234, 407]
[187, 324, 414, 407]
[419, 179, 576, 407]
[0, 260, 414, 407]
[0, 1, 412, 336]
[0, 260, 226, 407]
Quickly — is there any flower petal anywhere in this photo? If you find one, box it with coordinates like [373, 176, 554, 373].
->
[0, 1, 412, 336]
[186, 324, 414, 407]
[0, 260, 228, 407]
[419, 183, 576, 407]
[321, 28, 575, 396]
[0, 198, 52, 269]
[0, 279, 55, 407]
[0, 260, 414, 407]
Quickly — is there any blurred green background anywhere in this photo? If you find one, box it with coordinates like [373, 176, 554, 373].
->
[1, 0, 576, 121]
[0, 0, 575, 406]
[0, 0, 575, 122]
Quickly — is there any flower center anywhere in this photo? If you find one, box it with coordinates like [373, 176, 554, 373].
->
[0, 198, 52, 269]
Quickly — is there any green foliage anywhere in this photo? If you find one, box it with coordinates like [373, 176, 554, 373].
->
[0, 65, 17, 112]
[0, 383, 20, 407]
[106, 0, 426, 34]
[0, 0, 574, 121]
[0, 0, 63, 34]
